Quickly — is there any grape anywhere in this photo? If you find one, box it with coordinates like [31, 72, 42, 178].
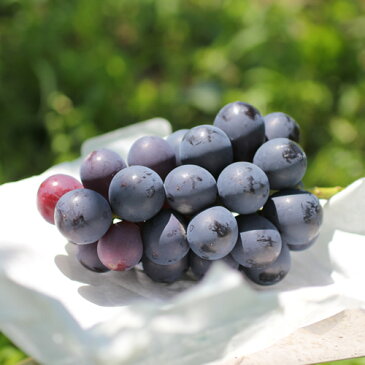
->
[262, 189, 323, 251]
[253, 138, 307, 190]
[179, 125, 233, 177]
[213, 101, 265, 161]
[166, 129, 188, 166]
[264, 112, 300, 142]
[37, 174, 83, 224]
[80, 148, 127, 200]
[127, 136, 176, 179]
[231, 214, 282, 269]
[217, 162, 269, 214]
[54, 188, 112, 244]
[76, 242, 109, 273]
[164, 165, 217, 215]
[187, 206, 238, 260]
[190, 251, 239, 279]
[142, 255, 189, 283]
[243, 242, 291, 286]
[142, 209, 189, 265]
[108, 166, 165, 222]
[97, 221, 143, 271]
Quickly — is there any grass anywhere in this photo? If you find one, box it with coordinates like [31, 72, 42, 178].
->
[0, 333, 26, 365]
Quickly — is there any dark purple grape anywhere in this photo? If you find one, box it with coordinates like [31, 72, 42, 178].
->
[264, 112, 300, 142]
[187, 206, 238, 260]
[179, 125, 233, 177]
[189, 251, 239, 279]
[142, 209, 189, 265]
[231, 214, 282, 269]
[213, 101, 265, 161]
[54, 188, 112, 244]
[243, 242, 291, 286]
[262, 189, 323, 251]
[127, 136, 176, 179]
[97, 222, 143, 271]
[108, 166, 165, 222]
[166, 129, 188, 166]
[253, 138, 307, 190]
[164, 165, 217, 215]
[142, 255, 189, 283]
[76, 242, 109, 273]
[217, 162, 269, 214]
[80, 148, 127, 200]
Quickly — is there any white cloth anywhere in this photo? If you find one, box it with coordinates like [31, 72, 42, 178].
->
[0, 118, 364, 365]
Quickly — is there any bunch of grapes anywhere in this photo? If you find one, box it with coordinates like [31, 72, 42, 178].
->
[37, 101, 323, 286]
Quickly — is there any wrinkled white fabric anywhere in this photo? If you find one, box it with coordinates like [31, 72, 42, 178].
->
[0, 118, 364, 365]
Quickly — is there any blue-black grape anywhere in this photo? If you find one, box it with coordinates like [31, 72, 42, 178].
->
[187, 206, 238, 260]
[164, 164, 217, 215]
[108, 166, 165, 222]
[166, 129, 188, 166]
[213, 101, 265, 161]
[142, 209, 189, 265]
[76, 242, 109, 273]
[80, 148, 127, 200]
[262, 189, 323, 251]
[179, 125, 233, 177]
[189, 251, 239, 279]
[217, 162, 269, 214]
[54, 188, 112, 244]
[127, 136, 176, 179]
[253, 138, 307, 190]
[264, 112, 300, 142]
[231, 214, 282, 269]
[97, 221, 143, 271]
[243, 242, 291, 286]
[142, 255, 189, 283]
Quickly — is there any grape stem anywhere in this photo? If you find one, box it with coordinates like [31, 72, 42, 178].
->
[307, 186, 343, 199]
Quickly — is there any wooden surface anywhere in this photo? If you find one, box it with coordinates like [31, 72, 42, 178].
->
[224, 309, 365, 365]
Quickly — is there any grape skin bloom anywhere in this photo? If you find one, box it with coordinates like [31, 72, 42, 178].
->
[54, 188, 112, 244]
[179, 124, 233, 177]
[231, 214, 282, 269]
[264, 112, 300, 142]
[164, 164, 217, 215]
[142, 209, 189, 265]
[253, 138, 307, 190]
[80, 148, 127, 200]
[262, 189, 323, 251]
[108, 166, 165, 222]
[166, 129, 188, 166]
[187, 206, 238, 260]
[128, 136, 176, 180]
[217, 162, 269, 214]
[213, 101, 265, 162]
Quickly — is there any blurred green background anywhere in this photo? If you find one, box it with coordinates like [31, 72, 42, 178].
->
[0, 0, 365, 188]
[0, 0, 364, 363]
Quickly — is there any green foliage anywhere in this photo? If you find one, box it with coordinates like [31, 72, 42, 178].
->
[0, 333, 26, 365]
[0, 0, 364, 187]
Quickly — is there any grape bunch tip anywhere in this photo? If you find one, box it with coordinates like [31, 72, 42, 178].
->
[37, 101, 326, 287]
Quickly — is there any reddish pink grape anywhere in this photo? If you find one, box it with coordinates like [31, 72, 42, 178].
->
[37, 174, 83, 224]
[97, 222, 143, 271]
